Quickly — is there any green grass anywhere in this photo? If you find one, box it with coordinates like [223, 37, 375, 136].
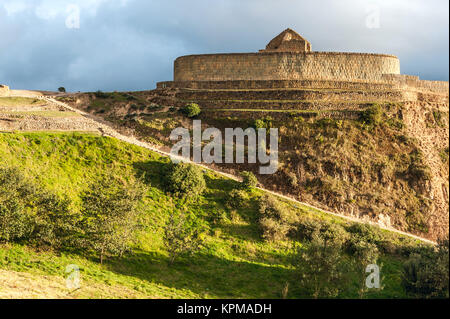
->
[0, 132, 417, 298]
[0, 97, 46, 107]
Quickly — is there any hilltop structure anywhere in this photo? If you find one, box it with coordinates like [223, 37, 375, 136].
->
[158, 28, 448, 94]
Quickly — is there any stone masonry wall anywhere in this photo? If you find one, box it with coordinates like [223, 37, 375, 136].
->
[174, 52, 400, 82]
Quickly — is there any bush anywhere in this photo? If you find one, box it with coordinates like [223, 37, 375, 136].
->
[0, 199, 33, 242]
[163, 210, 205, 264]
[31, 192, 79, 249]
[240, 171, 258, 190]
[166, 163, 206, 200]
[259, 217, 292, 242]
[79, 174, 145, 263]
[94, 90, 109, 99]
[226, 189, 248, 210]
[181, 103, 201, 118]
[297, 218, 349, 246]
[360, 104, 383, 126]
[0, 167, 36, 243]
[347, 223, 383, 248]
[258, 195, 293, 241]
[351, 239, 381, 297]
[286, 171, 298, 187]
[0, 166, 76, 248]
[58, 87, 66, 93]
[402, 239, 449, 298]
[295, 231, 349, 298]
[253, 116, 273, 129]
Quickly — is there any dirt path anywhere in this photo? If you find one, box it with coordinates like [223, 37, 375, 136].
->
[9, 92, 436, 245]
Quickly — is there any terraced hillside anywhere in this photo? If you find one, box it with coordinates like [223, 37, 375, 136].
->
[55, 79, 449, 241]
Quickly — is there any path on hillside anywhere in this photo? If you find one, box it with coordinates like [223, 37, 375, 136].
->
[13, 92, 435, 245]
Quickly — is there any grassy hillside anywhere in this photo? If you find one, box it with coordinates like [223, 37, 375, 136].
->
[0, 131, 429, 298]
[59, 91, 448, 240]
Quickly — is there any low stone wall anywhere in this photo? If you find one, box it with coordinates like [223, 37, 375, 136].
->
[382, 74, 449, 95]
[175, 88, 407, 103]
[157, 79, 397, 90]
[174, 51, 400, 82]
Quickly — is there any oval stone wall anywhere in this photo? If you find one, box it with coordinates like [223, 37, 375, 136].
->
[174, 52, 400, 82]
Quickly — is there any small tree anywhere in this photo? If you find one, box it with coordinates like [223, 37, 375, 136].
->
[58, 87, 66, 93]
[402, 239, 449, 298]
[80, 174, 145, 263]
[163, 210, 205, 264]
[181, 103, 201, 118]
[295, 231, 349, 298]
[258, 194, 293, 241]
[360, 104, 383, 126]
[0, 167, 35, 243]
[32, 191, 79, 249]
[166, 163, 206, 200]
[240, 171, 258, 190]
[351, 239, 380, 298]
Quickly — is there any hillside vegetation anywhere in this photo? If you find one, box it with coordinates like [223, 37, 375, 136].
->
[57, 90, 449, 240]
[2, 132, 445, 298]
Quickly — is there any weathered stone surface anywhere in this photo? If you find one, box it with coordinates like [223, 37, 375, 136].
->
[174, 51, 400, 82]
[261, 28, 312, 53]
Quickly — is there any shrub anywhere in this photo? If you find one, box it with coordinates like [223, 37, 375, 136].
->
[432, 110, 446, 128]
[254, 119, 267, 129]
[259, 217, 292, 242]
[297, 219, 349, 246]
[258, 195, 293, 241]
[58, 87, 66, 93]
[360, 104, 383, 126]
[347, 223, 383, 248]
[226, 189, 248, 210]
[240, 171, 258, 190]
[0, 167, 36, 243]
[0, 166, 76, 248]
[166, 163, 206, 200]
[0, 199, 33, 242]
[79, 174, 145, 263]
[295, 231, 349, 298]
[31, 192, 79, 249]
[94, 90, 109, 99]
[182, 103, 201, 118]
[163, 210, 205, 264]
[296, 218, 323, 241]
[253, 116, 273, 129]
[402, 239, 449, 298]
[351, 239, 381, 297]
[286, 171, 298, 187]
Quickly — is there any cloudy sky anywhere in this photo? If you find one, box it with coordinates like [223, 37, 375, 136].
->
[0, 0, 448, 92]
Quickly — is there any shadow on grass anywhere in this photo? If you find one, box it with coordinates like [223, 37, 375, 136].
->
[132, 159, 170, 190]
[104, 249, 298, 298]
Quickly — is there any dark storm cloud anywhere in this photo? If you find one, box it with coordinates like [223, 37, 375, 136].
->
[0, 0, 448, 92]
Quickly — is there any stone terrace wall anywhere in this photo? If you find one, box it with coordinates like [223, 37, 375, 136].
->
[382, 74, 449, 95]
[174, 52, 400, 82]
[157, 79, 398, 90]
